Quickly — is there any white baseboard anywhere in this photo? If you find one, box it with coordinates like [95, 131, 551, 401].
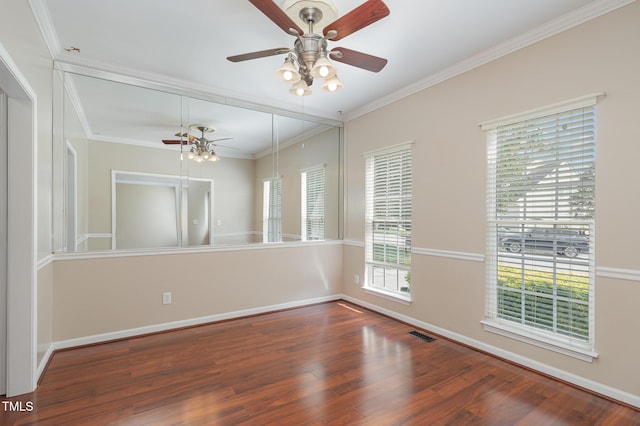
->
[52, 294, 342, 351]
[340, 294, 640, 409]
[36, 343, 55, 382]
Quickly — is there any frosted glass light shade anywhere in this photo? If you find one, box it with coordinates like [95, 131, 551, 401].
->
[310, 54, 336, 79]
[275, 57, 301, 83]
[289, 80, 311, 96]
[321, 75, 344, 92]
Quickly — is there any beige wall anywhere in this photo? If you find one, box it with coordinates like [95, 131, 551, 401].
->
[52, 243, 343, 341]
[342, 2, 640, 398]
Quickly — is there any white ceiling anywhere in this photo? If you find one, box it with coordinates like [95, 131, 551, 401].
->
[30, 0, 630, 155]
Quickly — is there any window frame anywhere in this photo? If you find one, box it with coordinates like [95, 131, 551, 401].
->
[363, 142, 413, 303]
[262, 177, 282, 243]
[480, 94, 603, 361]
[301, 165, 326, 241]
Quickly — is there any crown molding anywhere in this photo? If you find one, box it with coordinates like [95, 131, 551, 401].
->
[343, 0, 637, 122]
[90, 135, 257, 160]
[61, 73, 92, 137]
[254, 123, 337, 159]
[53, 59, 343, 126]
[28, 0, 61, 59]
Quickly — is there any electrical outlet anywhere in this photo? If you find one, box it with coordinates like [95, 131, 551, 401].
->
[353, 274, 360, 284]
[162, 292, 172, 305]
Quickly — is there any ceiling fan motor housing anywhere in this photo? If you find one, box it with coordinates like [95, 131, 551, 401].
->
[295, 36, 322, 71]
[294, 6, 331, 85]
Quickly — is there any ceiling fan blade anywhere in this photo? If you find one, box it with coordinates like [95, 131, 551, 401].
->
[214, 144, 240, 150]
[227, 47, 290, 62]
[211, 138, 239, 150]
[162, 140, 190, 145]
[174, 132, 197, 141]
[248, 0, 303, 35]
[331, 47, 387, 72]
[323, 0, 390, 41]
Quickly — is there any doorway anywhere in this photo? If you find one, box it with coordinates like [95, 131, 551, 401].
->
[112, 171, 214, 249]
[0, 43, 37, 396]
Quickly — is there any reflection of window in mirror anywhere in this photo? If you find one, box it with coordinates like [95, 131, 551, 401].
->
[65, 142, 78, 251]
[301, 166, 325, 241]
[263, 178, 282, 243]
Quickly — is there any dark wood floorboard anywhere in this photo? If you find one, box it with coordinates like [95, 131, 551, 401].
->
[1, 302, 638, 425]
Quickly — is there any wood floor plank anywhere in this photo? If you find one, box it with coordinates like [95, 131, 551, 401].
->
[1, 302, 638, 425]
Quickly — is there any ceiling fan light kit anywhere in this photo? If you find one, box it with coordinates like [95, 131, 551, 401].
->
[275, 54, 302, 82]
[229, 0, 389, 96]
[163, 125, 233, 163]
[189, 146, 220, 163]
[310, 51, 336, 79]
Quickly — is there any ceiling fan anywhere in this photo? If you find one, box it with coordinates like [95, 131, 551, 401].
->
[227, 0, 390, 95]
[162, 125, 234, 162]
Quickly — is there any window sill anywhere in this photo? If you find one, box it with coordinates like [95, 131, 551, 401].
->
[362, 286, 412, 305]
[481, 319, 598, 362]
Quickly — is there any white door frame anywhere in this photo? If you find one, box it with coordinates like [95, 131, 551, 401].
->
[0, 42, 37, 396]
[0, 89, 7, 396]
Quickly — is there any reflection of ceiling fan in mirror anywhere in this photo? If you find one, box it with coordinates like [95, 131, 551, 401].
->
[227, 0, 389, 96]
[162, 124, 235, 163]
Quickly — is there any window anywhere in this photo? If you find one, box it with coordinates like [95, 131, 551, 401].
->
[364, 143, 412, 300]
[482, 95, 600, 359]
[301, 166, 325, 241]
[263, 177, 281, 243]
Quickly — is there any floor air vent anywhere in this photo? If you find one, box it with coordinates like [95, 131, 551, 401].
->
[409, 330, 436, 342]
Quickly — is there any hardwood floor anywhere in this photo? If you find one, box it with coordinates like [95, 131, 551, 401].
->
[2, 302, 638, 425]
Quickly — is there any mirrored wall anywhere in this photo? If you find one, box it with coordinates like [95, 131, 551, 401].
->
[52, 66, 343, 252]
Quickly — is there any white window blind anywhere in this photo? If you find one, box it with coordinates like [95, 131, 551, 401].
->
[365, 144, 412, 295]
[301, 167, 325, 241]
[263, 178, 281, 243]
[485, 103, 596, 350]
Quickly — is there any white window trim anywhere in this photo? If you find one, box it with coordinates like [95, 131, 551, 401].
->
[362, 284, 412, 305]
[479, 92, 605, 130]
[482, 95, 602, 358]
[481, 319, 598, 362]
[363, 142, 414, 299]
[361, 140, 414, 159]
